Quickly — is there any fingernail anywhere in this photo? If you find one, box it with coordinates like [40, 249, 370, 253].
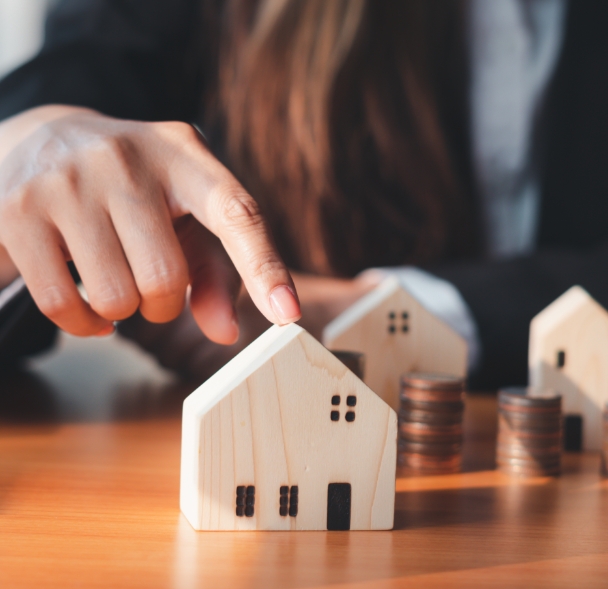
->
[96, 324, 115, 337]
[269, 285, 301, 324]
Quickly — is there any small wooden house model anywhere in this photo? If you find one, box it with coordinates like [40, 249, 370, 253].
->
[322, 277, 467, 411]
[529, 286, 608, 451]
[180, 323, 397, 531]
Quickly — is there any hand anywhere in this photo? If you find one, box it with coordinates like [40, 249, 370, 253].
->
[0, 106, 300, 343]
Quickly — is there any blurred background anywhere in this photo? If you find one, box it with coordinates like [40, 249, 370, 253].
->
[0, 0, 52, 78]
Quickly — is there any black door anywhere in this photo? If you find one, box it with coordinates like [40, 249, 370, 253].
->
[563, 414, 583, 451]
[327, 483, 351, 530]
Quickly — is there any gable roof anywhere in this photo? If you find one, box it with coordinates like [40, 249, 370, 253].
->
[184, 323, 307, 418]
[323, 275, 459, 344]
[184, 323, 391, 419]
[323, 277, 403, 343]
[531, 286, 608, 341]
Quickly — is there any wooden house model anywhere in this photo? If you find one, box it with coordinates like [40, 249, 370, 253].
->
[529, 286, 608, 451]
[180, 323, 397, 531]
[322, 277, 467, 411]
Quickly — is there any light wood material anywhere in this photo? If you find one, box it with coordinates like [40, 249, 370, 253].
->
[323, 277, 467, 411]
[1, 332, 607, 588]
[529, 286, 608, 450]
[181, 324, 397, 531]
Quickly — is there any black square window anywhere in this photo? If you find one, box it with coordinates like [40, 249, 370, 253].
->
[237, 485, 255, 517]
[331, 395, 340, 405]
[330, 410, 339, 421]
[345, 411, 355, 422]
[346, 395, 356, 407]
[279, 485, 299, 517]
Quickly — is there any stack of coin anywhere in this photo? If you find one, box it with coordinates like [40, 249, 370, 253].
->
[496, 388, 562, 476]
[330, 350, 366, 380]
[398, 372, 465, 474]
[601, 403, 608, 477]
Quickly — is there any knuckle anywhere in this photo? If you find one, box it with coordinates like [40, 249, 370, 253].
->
[247, 252, 286, 282]
[0, 184, 33, 221]
[83, 135, 137, 183]
[138, 263, 188, 303]
[217, 189, 263, 230]
[36, 285, 77, 320]
[163, 121, 199, 143]
[89, 286, 139, 320]
[91, 135, 125, 160]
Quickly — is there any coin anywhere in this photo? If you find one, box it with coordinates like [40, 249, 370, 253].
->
[398, 452, 462, 473]
[498, 388, 561, 409]
[497, 434, 561, 450]
[400, 388, 464, 403]
[400, 372, 465, 391]
[499, 403, 561, 415]
[498, 413, 562, 431]
[399, 409, 463, 426]
[399, 440, 462, 455]
[399, 421, 463, 439]
[496, 444, 562, 459]
[496, 387, 562, 477]
[399, 398, 465, 413]
[398, 372, 466, 475]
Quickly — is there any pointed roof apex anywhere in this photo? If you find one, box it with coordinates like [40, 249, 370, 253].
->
[323, 276, 402, 343]
[532, 286, 608, 335]
[184, 323, 304, 417]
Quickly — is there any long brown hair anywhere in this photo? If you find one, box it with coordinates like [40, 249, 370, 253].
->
[205, 0, 479, 276]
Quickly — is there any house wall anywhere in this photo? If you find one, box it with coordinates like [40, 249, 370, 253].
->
[529, 305, 608, 450]
[185, 331, 397, 531]
[325, 288, 467, 411]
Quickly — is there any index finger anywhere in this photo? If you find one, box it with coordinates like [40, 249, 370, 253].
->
[155, 123, 301, 326]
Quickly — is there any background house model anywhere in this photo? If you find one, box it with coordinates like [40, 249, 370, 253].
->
[529, 285, 608, 451]
[180, 323, 397, 531]
[322, 277, 468, 412]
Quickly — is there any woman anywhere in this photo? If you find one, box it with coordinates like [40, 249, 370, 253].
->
[1, 0, 607, 389]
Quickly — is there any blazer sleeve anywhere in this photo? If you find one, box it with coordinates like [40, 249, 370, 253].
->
[0, 0, 206, 123]
[431, 243, 608, 390]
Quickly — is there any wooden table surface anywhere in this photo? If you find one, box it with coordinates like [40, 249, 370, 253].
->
[1, 332, 607, 588]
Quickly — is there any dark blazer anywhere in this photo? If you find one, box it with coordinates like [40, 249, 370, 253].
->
[1, 0, 608, 389]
